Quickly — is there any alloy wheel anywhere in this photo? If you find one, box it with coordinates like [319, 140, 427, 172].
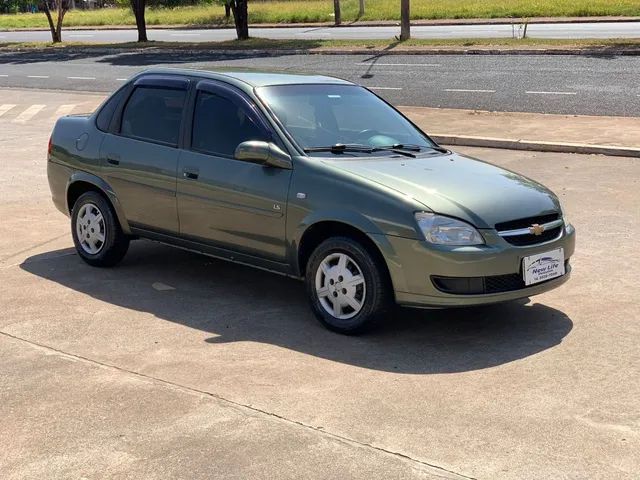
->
[75, 202, 106, 255]
[315, 252, 367, 319]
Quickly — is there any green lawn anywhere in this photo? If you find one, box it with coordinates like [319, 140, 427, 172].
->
[2, 37, 639, 51]
[1, 0, 639, 29]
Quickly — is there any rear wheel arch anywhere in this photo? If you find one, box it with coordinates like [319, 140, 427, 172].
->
[66, 175, 131, 235]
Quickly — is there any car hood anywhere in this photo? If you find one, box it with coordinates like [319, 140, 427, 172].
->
[322, 152, 560, 229]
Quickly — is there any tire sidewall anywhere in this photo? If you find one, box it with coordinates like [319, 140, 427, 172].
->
[305, 237, 387, 334]
[71, 191, 126, 267]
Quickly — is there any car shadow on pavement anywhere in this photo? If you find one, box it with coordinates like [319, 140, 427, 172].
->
[21, 240, 573, 375]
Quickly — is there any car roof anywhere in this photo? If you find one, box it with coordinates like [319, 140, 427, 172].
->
[138, 67, 355, 88]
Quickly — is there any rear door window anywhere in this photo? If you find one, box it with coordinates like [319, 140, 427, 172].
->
[191, 91, 270, 157]
[120, 86, 186, 146]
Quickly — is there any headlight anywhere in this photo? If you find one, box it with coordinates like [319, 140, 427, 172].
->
[415, 212, 484, 246]
[560, 208, 571, 228]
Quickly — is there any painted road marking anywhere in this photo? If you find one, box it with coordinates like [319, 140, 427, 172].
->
[116, 78, 128, 81]
[67, 76, 96, 80]
[13, 104, 46, 124]
[27, 75, 49, 79]
[0, 74, 8, 77]
[53, 104, 77, 117]
[526, 91, 577, 95]
[358, 63, 441, 67]
[444, 89, 495, 93]
[0, 104, 17, 117]
[368, 87, 403, 91]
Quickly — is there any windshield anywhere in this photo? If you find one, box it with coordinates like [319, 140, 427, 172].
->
[256, 84, 436, 155]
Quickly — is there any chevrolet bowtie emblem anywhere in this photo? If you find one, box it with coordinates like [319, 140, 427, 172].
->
[529, 224, 545, 236]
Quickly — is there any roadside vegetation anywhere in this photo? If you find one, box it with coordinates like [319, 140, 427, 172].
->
[2, 37, 639, 51]
[1, 0, 640, 30]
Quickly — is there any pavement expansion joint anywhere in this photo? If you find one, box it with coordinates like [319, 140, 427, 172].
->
[0, 329, 476, 480]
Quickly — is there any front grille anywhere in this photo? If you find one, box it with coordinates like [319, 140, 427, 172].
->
[495, 212, 563, 247]
[495, 213, 560, 232]
[431, 261, 570, 295]
[503, 226, 562, 246]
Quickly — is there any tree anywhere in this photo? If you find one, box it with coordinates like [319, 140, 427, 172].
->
[400, 0, 410, 41]
[40, 0, 70, 43]
[358, 0, 365, 18]
[333, 0, 341, 26]
[130, 0, 148, 42]
[217, 1, 249, 40]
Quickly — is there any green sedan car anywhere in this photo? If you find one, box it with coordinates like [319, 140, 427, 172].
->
[47, 68, 575, 334]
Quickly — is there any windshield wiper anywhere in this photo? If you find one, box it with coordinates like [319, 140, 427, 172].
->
[305, 143, 417, 158]
[304, 144, 375, 154]
[304, 143, 448, 158]
[379, 143, 449, 155]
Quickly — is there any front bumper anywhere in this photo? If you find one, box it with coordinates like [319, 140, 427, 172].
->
[371, 223, 576, 308]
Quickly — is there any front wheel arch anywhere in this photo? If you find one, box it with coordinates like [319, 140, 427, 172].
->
[297, 221, 394, 294]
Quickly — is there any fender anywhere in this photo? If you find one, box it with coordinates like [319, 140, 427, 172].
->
[66, 171, 132, 235]
[290, 208, 399, 277]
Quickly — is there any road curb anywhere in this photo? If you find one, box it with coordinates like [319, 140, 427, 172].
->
[432, 134, 640, 158]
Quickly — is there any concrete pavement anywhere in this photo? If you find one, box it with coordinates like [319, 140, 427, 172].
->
[1, 89, 639, 154]
[1, 89, 639, 479]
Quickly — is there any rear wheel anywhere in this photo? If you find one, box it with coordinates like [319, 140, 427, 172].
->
[305, 237, 391, 334]
[71, 191, 129, 267]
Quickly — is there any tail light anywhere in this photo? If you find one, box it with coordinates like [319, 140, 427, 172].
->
[48, 136, 53, 157]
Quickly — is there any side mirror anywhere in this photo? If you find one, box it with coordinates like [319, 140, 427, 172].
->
[234, 141, 293, 170]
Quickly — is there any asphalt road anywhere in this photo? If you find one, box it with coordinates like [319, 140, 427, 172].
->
[1, 21, 640, 43]
[1, 50, 639, 116]
[2, 88, 639, 479]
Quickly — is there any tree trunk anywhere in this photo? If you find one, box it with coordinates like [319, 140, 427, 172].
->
[41, 0, 66, 43]
[225, 2, 231, 19]
[229, 1, 249, 40]
[358, 0, 365, 18]
[42, 3, 59, 43]
[131, 0, 147, 42]
[55, 1, 66, 42]
[400, 0, 410, 41]
[333, 0, 341, 26]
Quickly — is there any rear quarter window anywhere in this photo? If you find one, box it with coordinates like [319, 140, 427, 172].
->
[96, 86, 127, 132]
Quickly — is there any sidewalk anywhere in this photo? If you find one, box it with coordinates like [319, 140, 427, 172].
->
[4, 16, 640, 32]
[2, 88, 638, 158]
[401, 107, 640, 157]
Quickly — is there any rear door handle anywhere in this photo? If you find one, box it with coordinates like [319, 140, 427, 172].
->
[106, 154, 120, 166]
[183, 168, 199, 180]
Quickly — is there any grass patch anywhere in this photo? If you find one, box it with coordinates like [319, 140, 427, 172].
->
[1, 0, 639, 30]
[2, 37, 639, 51]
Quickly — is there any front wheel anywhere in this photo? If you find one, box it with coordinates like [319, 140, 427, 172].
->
[71, 191, 129, 267]
[305, 237, 391, 334]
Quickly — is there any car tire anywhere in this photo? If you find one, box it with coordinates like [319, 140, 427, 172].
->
[305, 236, 392, 334]
[71, 191, 129, 267]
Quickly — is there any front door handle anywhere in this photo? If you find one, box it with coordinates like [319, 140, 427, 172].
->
[183, 168, 199, 180]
